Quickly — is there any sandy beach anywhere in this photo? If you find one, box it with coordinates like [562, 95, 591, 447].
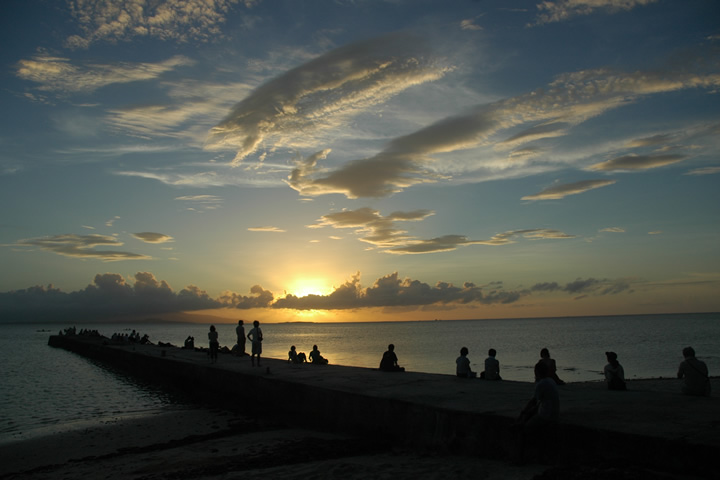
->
[0, 406, 547, 480]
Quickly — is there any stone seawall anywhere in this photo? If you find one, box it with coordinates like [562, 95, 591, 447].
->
[49, 334, 720, 477]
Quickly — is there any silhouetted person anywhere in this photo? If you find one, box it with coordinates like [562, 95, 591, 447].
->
[604, 351, 626, 390]
[481, 348, 501, 380]
[247, 320, 263, 367]
[516, 360, 560, 463]
[288, 345, 307, 364]
[456, 347, 476, 378]
[235, 320, 246, 356]
[535, 348, 565, 385]
[208, 325, 219, 364]
[678, 346, 711, 396]
[183, 335, 194, 349]
[309, 345, 328, 364]
[379, 344, 405, 372]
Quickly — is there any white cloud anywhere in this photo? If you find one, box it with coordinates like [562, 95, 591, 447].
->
[589, 153, 688, 171]
[522, 179, 616, 200]
[248, 226, 286, 233]
[15, 234, 150, 261]
[532, 0, 658, 26]
[132, 232, 174, 243]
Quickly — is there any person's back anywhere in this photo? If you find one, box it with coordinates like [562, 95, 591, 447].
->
[482, 349, 501, 380]
[534, 377, 560, 423]
[456, 347, 475, 378]
[678, 347, 710, 396]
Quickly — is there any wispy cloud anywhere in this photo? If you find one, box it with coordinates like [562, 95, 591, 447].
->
[175, 194, 224, 212]
[287, 60, 720, 198]
[248, 226, 286, 233]
[16, 54, 194, 94]
[15, 234, 150, 261]
[132, 232, 174, 244]
[684, 166, 720, 176]
[589, 153, 688, 171]
[522, 179, 616, 200]
[206, 33, 450, 164]
[532, 0, 658, 26]
[600, 227, 625, 233]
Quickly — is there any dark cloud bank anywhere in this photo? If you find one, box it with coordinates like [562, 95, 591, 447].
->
[0, 271, 632, 323]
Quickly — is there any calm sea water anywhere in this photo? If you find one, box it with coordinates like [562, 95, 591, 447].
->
[1, 313, 718, 444]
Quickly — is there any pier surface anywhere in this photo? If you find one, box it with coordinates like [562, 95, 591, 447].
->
[44, 334, 719, 478]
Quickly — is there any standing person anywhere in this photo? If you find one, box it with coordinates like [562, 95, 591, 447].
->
[235, 320, 246, 356]
[379, 344, 405, 372]
[481, 348, 501, 380]
[604, 351, 626, 390]
[516, 360, 560, 463]
[536, 348, 565, 385]
[677, 346, 711, 396]
[208, 325, 219, 364]
[246, 320, 263, 367]
[456, 347, 476, 378]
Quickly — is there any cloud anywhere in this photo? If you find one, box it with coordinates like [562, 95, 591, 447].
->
[287, 62, 720, 198]
[311, 207, 575, 254]
[684, 166, 720, 176]
[272, 272, 525, 310]
[589, 153, 688, 171]
[64, 0, 250, 49]
[600, 227, 625, 233]
[15, 234, 150, 261]
[522, 179, 616, 200]
[206, 33, 450, 164]
[132, 232, 174, 243]
[15, 53, 194, 93]
[248, 226, 286, 233]
[175, 194, 224, 212]
[532, 0, 658, 26]
[531, 277, 632, 295]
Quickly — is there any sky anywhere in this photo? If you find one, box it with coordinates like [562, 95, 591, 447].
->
[1, 0, 719, 324]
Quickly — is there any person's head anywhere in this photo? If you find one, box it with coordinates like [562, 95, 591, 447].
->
[540, 348, 550, 359]
[460, 347, 469, 356]
[683, 346, 695, 358]
[290, 345, 296, 351]
[388, 343, 395, 351]
[313, 344, 318, 350]
[238, 320, 243, 325]
[210, 325, 216, 332]
[605, 351, 618, 363]
[488, 348, 496, 357]
[253, 320, 259, 327]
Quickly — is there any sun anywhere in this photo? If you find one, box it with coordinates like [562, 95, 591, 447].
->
[289, 278, 333, 298]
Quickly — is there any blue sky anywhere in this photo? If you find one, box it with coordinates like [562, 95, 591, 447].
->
[1, 0, 719, 323]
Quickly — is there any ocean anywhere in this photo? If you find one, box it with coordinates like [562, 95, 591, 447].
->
[1, 312, 718, 444]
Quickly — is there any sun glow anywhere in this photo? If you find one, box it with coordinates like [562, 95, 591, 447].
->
[289, 278, 333, 298]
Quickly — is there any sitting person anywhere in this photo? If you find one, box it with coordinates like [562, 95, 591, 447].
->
[288, 345, 307, 364]
[379, 344, 405, 372]
[481, 348, 501, 380]
[536, 348, 565, 385]
[456, 347, 477, 378]
[309, 345, 328, 364]
[604, 351, 627, 390]
[183, 336, 195, 349]
[677, 346, 711, 396]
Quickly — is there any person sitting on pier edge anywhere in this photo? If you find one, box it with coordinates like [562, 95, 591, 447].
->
[604, 351, 627, 390]
[288, 345, 307, 364]
[379, 344, 405, 372]
[309, 345, 328, 364]
[481, 348, 501, 380]
[677, 346, 711, 396]
[456, 347, 477, 378]
[536, 348, 565, 385]
[183, 336, 194, 349]
[208, 325, 219, 364]
[247, 320, 263, 367]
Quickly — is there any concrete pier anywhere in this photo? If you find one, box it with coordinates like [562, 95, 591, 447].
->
[49, 334, 719, 477]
